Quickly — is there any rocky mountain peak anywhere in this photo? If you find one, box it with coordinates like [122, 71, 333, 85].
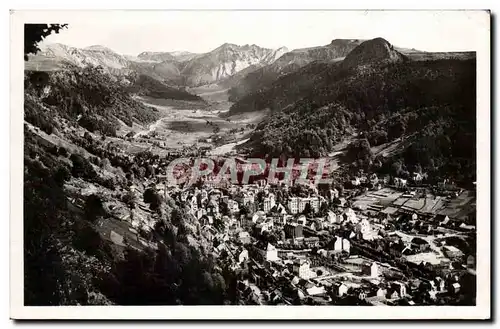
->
[341, 37, 407, 68]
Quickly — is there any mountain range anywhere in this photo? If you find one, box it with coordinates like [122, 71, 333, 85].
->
[26, 39, 418, 89]
[26, 42, 289, 87]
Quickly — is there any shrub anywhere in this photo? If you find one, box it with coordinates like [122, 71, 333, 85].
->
[143, 188, 162, 211]
[70, 153, 97, 180]
[84, 194, 106, 223]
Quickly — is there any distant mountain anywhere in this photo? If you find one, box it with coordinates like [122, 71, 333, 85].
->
[227, 39, 364, 101]
[137, 51, 198, 63]
[229, 38, 465, 115]
[26, 42, 289, 87]
[180, 43, 288, 86]
[341, 37, 407, 69]
[27, 43, 131, 72]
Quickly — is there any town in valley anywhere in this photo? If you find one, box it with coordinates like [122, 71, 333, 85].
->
[21, 14, 479, 308]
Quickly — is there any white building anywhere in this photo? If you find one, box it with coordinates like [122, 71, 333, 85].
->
[334, 283, 349, 297]
[293, 259, 316, 279]
[329, 188, 339, 201]
[266, 243, 279, 262]
[227, 199, 239, 213]
[298, 198, 309, 214]
[306, 286, 326, 296]
[394, 177, 408, 189]
[238, 249, 249, 263]
[309, 196, 320, 213]
[263, 196, 276, 213]
[344, 208, 358, 223]
[327, 210, 342, 224]
[190, 196, 198, 212]
[363, 262, 379, 278]
[288, 197, 299, 214]
[333, 236, 351, 253]
[296, 215, 307, 226]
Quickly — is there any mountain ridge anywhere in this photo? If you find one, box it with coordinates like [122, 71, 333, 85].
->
[29, 42, 289, 87]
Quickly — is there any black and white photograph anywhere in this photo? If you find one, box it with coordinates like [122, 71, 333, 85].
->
[9, 9, 491, 320]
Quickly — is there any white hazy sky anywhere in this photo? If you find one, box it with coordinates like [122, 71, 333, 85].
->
[39, 10, 489, 56]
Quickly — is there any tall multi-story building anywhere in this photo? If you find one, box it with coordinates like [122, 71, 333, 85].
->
[298, 197, 309, 213]
[288, 197, 299, 214]
[309, 196, 320, 213]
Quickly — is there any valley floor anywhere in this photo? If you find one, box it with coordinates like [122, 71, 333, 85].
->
[111, 85, 270, 157]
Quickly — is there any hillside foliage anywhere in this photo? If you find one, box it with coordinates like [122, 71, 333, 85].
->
[243, 58, 476, 185]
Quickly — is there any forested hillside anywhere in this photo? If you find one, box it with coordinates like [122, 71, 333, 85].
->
[125, 73, 204, 101]
[24, 59, 233, 305]
[25, 65, 161, 136]
[227, 39, 364, 102]
[242, 56, 476, 185]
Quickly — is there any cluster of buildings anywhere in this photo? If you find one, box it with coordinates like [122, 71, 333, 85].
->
[155, 167, 476, 306]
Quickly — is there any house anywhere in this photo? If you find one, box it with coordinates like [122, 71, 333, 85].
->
[309, 197, 320, 213]
[298, 197, 310, 213]
[271, 203, 288, 215]
[376, 287, 387, 298]
[362, 261, 379, 278]
[327, 210, 338, 224]
[306, 285, 326, 296]
[295, 214, 307, 226]
[333, 236, 351, 253]
[412, 172, 423, 183]
[263, 195, 276, 213]
[284, 223, 303, 240]
[238, 248, 249, 263]
[443, 245, 464, 259]
[238, 231, 251, 244]
[432, 277, 446, 292]
[240, 191, 255, 206]
[394, 177, 407, 189]
[329, 188, 339, 201]
[293, 259, 316, 279]
[310, 219, 324, 231]
[355, 218, 372, 238]
[227, 199, 239, 213]
[189, 196, 198, 212]
[352, 287, 367, 300]
[391, 281, 408, 298]
[435, 214, 451, 226]
[451, 282, 461, 294]
[304, 237, 320, 248]
[467, 255, 476, 269]
[333, 282, 349, 297]
[411, 237, 430, 252]
[387, 289, 400, 300]
[344, 208, 358, 223]
[265, 243, 279, 262]
[252, 211, 266, 223]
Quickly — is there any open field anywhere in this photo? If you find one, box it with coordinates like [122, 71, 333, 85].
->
[113, 89, 267, 155]
[352, 187, 475, 222]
